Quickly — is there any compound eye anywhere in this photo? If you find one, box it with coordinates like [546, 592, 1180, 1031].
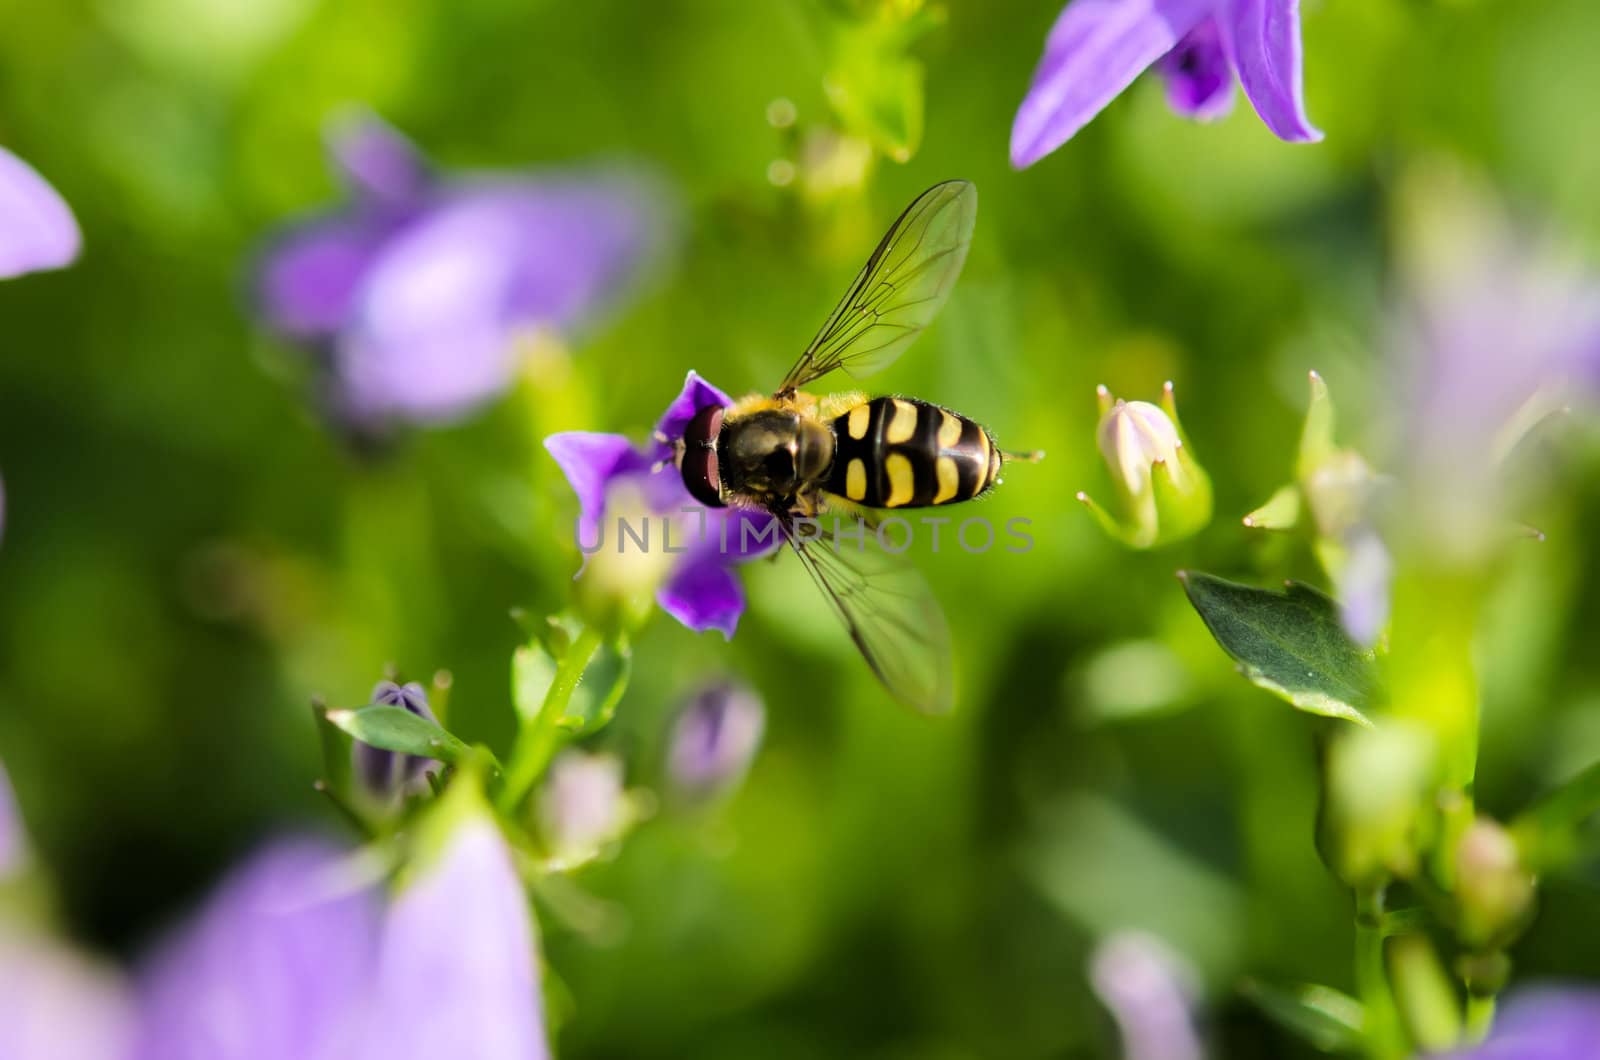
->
[683, 405, 725, 450]
[680, 405, 727, 508]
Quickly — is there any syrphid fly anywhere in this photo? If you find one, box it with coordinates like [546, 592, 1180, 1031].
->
[674, 180, 1038, 713]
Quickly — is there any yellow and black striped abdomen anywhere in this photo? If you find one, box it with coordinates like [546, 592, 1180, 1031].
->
[825, 397, 1000, 509]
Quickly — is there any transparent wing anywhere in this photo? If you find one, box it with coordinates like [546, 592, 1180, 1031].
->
[781, 511, 954, 714]
[778, 180, 976, 396]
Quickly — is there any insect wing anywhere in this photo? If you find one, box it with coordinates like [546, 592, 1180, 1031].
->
[779, 180, 976, 395]
[783, 513, 954, 713]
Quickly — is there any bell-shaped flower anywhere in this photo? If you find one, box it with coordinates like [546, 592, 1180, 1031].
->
[253, 110, 665, 430]
[666, 681, 765, 801]
[537, 750, 636, 870]
[1011, 0, 1322, 168]
[1386, 168, 1600, 565]
[362, 814, 550, 1060]
[1088, 931, 1202, 1060]
[1079, 383, 1212, 549]
[352, 680, 440, 802]
[0, 145, 80, 279]
[1438, 986, 1600, 1060]
[0, 926, 133, 1060]
[546, 371, 780, 639]
[131, 838, 380, 1060]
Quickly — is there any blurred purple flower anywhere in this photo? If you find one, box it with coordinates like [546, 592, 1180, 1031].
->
[0, 145, 81, 278]
[1388, 173, 1600, 563]
[354, 680, 439, 800]
[363, 817, 549, 1060]
[0, 927, 134, 1060]
[132, 838, 380, 1060]
[539, 750, 631, 868]
[1011, 0, 1321, 168]
[667, 681, 765, 799]
[1439, 986, 1600, 1060]
[133, 822, 548, 1060]
[545, 371, 779, 639]
[255, 111, 664, 428]
[1088, 932, 1203, 1060]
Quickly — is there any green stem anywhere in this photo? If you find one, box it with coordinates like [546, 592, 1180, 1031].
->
[1465, 994, 1496, 1043]
[1355, 887, 1407, 1060]
[496, 625, 604, 814]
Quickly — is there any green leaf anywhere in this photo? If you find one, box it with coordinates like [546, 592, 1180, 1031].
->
[1242, 484, 1302, 531]
[513, 641, 560, 724]
[557, 637, 631, 735]
[1240, 979, 1366, 1054]
[310, 698, 352, 796]
[325, 704, 474, 764]
[821, 3, 942, 162]
[1298, 370, 1336, 479]
[1178, 571, 1379, 725]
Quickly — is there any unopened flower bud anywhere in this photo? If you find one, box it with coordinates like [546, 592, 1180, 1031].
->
[354, 680, 439, 800]
[1080, 384, 1212, 549]
[1454, 817, 1536, 950]
[539, 751, 634, 869]
[667, 682, 765, 801]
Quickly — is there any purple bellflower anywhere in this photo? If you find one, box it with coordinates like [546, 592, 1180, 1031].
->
[254, 111, 663, 429]
[0, 927, 134, 1060]
[132, 838, 379, 1060]
[353, 680, 439, 800]
[545, 371, 779, 639]
[1088, 931, 1203, 1060]
[0, 145, 81, 278]
[133, 821, 547, 1060]
[666, 680, 765, 800]
[1440, 986, 1600, 1060]
[1011, 0, 1321, 168]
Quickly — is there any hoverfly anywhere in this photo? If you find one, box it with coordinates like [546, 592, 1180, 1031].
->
[676, 180, 1036, 713]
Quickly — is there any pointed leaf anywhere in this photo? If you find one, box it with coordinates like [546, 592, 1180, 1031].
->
[556, 638, 631, 735]
[1240, 979, 1366, 1054]
[1243, 484, 1302, 531]
[1297, 370, 1335, 480]
[326, 704, 474, 764]
[1178, 571, 1379, 725]
[513, 642, 560, 725]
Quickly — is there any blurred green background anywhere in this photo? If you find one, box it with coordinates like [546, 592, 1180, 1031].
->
[3, 0, 1600, 1056]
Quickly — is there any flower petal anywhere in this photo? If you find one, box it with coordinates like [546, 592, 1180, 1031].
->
[255, 212, 394, 340]
[1010, 0, 1212, 167]
[654, 370, 734, 449]
[1439, 985, 1600, 1060]
[545, 432, 651, 550]
[0, 926, 134, 1060]
[667, 682, 765, 797]
[1336, 528, 1392, 648]
[1156, 18, 1235, 121]
[326, 111, 431, 209]
[657, 555, 746, 639]
[364, 818, 549, 1060]
[0, 145, 81, 278]
[132, 837, 379, 1060]
[336, 180, 659, 423]
[1219, 0, 1322, 143]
